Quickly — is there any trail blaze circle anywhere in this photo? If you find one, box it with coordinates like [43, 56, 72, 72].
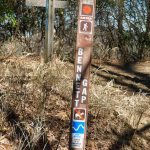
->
[82, 5, 92, 15]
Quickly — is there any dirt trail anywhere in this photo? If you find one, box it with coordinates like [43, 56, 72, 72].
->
[131, 61, 150, 73]
[0, 56, 150, 150]
[91, 60, 150, 94]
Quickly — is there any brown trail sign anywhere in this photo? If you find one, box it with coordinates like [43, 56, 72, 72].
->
[26, 0, 68, 62]
[70, 0, 96, 149]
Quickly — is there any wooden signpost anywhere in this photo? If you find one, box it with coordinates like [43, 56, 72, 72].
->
[70, 0, 96, 149]
[26, 0, 68, 62]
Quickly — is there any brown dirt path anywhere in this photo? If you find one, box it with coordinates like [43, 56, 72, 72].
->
[0, 56, 150, 150]
[91, 60, 150, 95]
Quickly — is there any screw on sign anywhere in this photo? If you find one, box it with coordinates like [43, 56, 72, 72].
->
[70, 0, 96, 150]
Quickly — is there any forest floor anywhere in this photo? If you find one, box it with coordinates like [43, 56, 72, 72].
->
[0, 54, 150, 150]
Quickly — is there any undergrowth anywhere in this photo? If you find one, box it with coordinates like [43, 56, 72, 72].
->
[0, 55, 150, 149]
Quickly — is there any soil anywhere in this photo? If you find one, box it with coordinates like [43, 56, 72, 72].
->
[0, 56, 150, 150]
[91, 60, 150, 94]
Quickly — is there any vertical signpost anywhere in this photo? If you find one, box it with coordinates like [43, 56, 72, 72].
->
[26, 0, 68, 62]
[70, 0, 96, 149]
[45, 0, 55, 63]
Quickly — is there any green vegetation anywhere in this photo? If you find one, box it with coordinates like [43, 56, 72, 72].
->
[0, 0, 150, 62]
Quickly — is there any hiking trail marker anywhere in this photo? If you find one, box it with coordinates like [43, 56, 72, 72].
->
[70, 0, 96, 149]
[26, 0, 68, 62]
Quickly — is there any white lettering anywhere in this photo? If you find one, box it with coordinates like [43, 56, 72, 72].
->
[77, 56, 82, 64]
[76, 91, 80, 98]
[83, 79, 88, 87]
[75, 81, 80, 90]
[80, 16, 92, 20]
[75, 99, 79, 107]
[76, 74, 81, 81]
[78, 48, 84, 56]
[73, 47, 85, 107]
[82, 87, 87, 95]
[77, 65, 82, 73]
[81, 96, 86, 103]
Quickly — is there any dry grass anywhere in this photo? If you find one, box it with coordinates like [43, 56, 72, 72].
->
[0, 50, 150, 149]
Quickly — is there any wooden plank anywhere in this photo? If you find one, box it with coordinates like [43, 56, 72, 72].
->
[26, 0, 68, 8]
[26, 0, 68, 62]
[44, 0, 55, 62]
[26, 0, 46, 7]
[55, 1, 68, 8]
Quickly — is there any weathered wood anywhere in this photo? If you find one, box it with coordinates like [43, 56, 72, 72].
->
[70, 0, 96, 149]
[55, 1, 68, 8]
[26, 0, 68, 8]
[26, 0, 46, 7]
[26, 0, 68, 62]
[44, 0, 55, 62]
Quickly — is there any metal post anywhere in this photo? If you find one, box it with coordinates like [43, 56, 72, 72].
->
[70, 0, 96, 149]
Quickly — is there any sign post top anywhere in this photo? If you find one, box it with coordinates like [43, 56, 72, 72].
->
[26, 0, 68, 8]
[26, 0, 46, 7]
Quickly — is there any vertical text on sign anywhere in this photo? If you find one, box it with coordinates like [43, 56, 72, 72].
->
[74, 48, 88, 107]
[74, 47, 84, 107]
[71, 0, 96, 149]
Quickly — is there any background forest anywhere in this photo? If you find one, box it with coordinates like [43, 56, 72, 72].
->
[0, 0, 150, 62]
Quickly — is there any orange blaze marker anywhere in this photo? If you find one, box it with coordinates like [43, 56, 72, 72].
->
[82, 4, 93, 16]
[83, 5, 92, 14]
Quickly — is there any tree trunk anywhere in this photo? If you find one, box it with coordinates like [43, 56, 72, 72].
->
[146, 0, 150, 33]
[117, 0, 127, 62]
